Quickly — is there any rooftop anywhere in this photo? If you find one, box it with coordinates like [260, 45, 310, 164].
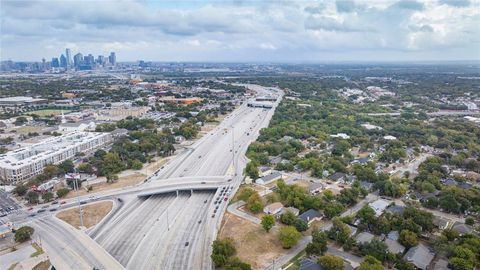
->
[404, 244, 435, 270]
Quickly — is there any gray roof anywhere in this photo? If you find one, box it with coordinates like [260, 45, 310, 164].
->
[260, 171, 282, 182]
[386, 205, 405, 215]
[433, 216, 449, 228]
[360, 181, 373, 190]
[355, 232, 375, 244]
[433, 259, 449, 270]
[404, 244, 435, 270]
[309, 182, 323, 192]
[328, 172, 345, 181]
[452, 222, 473, 235]
[384, 238, 405, 254]
[299, 258, 325, 270]
[387, 230, 399, 241]
[298, 209, 322, 223]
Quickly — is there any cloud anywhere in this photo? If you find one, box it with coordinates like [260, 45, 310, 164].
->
[0, 0, 479, 62]
[335, 0, 356, 13]
[438, 0, 471, 7]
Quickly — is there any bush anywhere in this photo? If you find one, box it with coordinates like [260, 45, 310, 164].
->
[15, 226, 34, 243]
[56, 188, 70, 198]
[211, 238, 236, 267]
[14, 185, 28, 196]
[278, 226, 301, 249]
[318, 254, 344, 270]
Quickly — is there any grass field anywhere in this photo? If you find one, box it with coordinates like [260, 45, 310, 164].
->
[24, 109, 72, 117]
[56, 201, 113, 229]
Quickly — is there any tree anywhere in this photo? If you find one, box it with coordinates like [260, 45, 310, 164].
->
[465, 217, 474, 226]
[131, 159, 143, 170]
[237, 187, 256, 202]
[56, 188, 70, 198]
[306, 229, 328, 256]
[358, 256, 384, 270]
[43, 164, 60, 178]
[261, 215, 275, 232]
[211, 238, 236, 267]
[359, 239, 388, 262]
[42, 192, 54, 202]
[78, 163, 93, 174]
[280, 210, 296, 225]
[317, 254, 344, 270]
[58, 160, 74, 174]
[294, 219, 308, 232]
[26, 191, 39, 204]
[14, 185, 28, 196]
[449, 246, 477, 270]
[357, 205, 376, 230]
[246, 193, 264, 213]
[399, 230, 418, 248]
[244, 161, 259, 179]
[225, 257, 252, 270]
[328, 218, 351, 244]
[15, 226, 34, 243]
[278, 226, 301, 249]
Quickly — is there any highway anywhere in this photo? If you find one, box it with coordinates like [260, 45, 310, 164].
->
[1, 84, 282, 270]
[90, 84, 282, 269]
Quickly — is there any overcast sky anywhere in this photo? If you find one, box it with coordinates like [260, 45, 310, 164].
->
[1, 0, 479, 62]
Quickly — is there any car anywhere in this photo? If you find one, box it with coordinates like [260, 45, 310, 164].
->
[204, 200, 208, 203]
[228, 179, 232, 182]
[80, 201, 87, 205]
[198, 155, 202, 158]
[211, 214, 215, 218]
[37, 209, 46, 213]
[215, 206, 219, 209]
[51, 201, 59, 204]
[27, 207, 33, 211]
[0, 213, 6, 217]
[60, 201, 66, 204]
[224, 197, 228, 201]
[28, 213, 36, 217]
[201, 181, 206, 184]
[49, 208, 57, 212]
[213, 209, 217, 213]
[198, 220, 202, 224]
[41, 205, 49, 209]
[185, 242, 189, 247]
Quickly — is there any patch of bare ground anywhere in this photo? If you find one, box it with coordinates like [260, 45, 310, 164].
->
[56, 201, 113, 229]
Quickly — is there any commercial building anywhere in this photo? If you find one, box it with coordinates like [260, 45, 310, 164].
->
[0, 132, 112, 183]
[0, 96, 48, 107]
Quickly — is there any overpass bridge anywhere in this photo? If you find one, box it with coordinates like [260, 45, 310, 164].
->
[136, 176, 230, 197]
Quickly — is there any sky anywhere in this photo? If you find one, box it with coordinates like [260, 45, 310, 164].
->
[1, 0, 479, 62]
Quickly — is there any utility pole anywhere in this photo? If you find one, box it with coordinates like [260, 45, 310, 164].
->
[166, 209, 170, 231]
[74, 178, 84, 228]
[232, 126, 235, 176]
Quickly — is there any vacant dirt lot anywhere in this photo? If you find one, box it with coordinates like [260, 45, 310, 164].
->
[56, 201, 113, 229]
[219, 212, 285, 270]
[64, 157, 169, 199]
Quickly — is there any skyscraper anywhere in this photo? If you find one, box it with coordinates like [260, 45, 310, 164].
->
[109, 52, 116, 66]
[59, 54, 67, 68]
[51, 57, 59, 68]
[65, 48, 72, 67]
[73, 53, 83, 67]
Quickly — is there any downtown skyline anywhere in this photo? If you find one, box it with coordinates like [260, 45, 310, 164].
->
[1, 0, 479, 63]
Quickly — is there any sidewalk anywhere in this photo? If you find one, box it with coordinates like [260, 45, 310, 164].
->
[227, 201, 261, 225]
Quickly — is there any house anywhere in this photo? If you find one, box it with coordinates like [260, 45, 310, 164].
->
[355, 232, 375, 244]
[308, 182, 324, 195]
[255, 171, 282, 185]
[433, 216, 450, 230]
[457, 182, 472, 190]
[386, 205, 406, 215]
[299, 258, 325, 270]
[360, 181, 373, 191]
[298, 209, 323, 226]
[404, 244, 435, 270]
[258, 166, 272, 176]
[263, 202, 284, 215]
[387, 230, 400, 241]
[269, 156, 283, 165]
[384, 238, 405, 254]
[111, 128, 129, 138]
[452, 222, 474, 236]
[328, 172, 346, 182]
[347, 224, 357, 237]
[441, 178, 457, 186]
[368, 199, 391, 217]
[281, 207, 300, 216]
[433, 259, 449, 270]
[352, 157, 370, 165]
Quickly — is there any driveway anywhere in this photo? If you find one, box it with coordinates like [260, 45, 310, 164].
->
[227, 201, 261, 225]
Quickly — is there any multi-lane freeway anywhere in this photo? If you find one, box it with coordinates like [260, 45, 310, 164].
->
[2, 84, 282, 270]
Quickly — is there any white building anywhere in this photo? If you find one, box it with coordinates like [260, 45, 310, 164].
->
[368, 199, 391, 217]
[0, 132, 112, 183]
